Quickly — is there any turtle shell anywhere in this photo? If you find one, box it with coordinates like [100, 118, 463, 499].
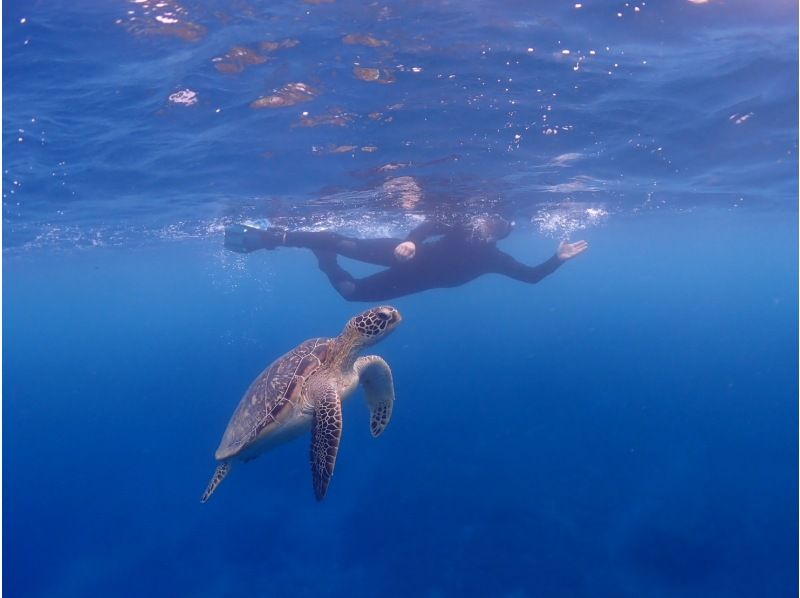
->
[215, 337, 332, 460]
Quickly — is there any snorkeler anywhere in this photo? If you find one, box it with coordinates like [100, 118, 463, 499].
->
[224, 215, 588, 302]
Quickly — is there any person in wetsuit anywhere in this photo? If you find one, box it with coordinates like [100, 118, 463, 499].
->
[224, 215, 588, 302]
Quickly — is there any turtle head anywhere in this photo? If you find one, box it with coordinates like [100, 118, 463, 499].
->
[345, 305, 402, 346]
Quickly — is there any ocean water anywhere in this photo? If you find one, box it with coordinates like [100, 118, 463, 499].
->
[3, 1, 798, 597]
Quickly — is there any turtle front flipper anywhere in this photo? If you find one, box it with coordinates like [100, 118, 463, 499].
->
[311, 386, 343, 501]
[201, 461, 231, 503]
[355, 356, 395, 437]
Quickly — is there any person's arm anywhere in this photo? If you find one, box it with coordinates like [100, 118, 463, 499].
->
[394, 220, 453, 262]
[490, 240, 588, 283]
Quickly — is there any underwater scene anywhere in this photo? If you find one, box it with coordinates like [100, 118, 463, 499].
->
[3, 0, 798, 596]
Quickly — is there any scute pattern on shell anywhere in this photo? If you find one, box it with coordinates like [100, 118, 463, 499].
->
[216, 338, 331, 459]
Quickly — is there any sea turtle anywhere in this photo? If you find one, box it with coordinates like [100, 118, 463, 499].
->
[201, 305, 402, 503]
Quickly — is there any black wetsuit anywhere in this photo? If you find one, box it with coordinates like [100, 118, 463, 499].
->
[277, 221, 564, 302]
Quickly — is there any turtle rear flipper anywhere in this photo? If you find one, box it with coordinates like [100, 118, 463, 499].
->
[201, 461, 231, 503]
[355, 356, 395, 437]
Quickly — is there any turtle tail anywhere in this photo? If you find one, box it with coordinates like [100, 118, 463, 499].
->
[201, 461, 231, 503]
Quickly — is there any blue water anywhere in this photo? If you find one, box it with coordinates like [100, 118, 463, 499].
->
[3, 1, 798, 597]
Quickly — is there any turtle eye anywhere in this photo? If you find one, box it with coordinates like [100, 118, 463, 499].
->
[376, 312, 391, 321]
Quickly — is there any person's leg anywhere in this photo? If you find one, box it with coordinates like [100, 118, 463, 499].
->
[314, 250, 358, 299]
[225, 224, 401, 267]
[314, 251, 412, 302]
[287, 232, 399, 267]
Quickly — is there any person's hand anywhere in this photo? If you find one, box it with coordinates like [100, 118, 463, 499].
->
[394, 241, 416, 262]
[557, 239, 589, 261]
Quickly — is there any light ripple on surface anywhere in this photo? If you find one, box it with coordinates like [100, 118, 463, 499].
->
[3, 0, 796, 252]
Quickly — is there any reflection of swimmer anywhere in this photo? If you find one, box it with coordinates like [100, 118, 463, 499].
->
[382, 176, 421, 210]
[225, 215, 588, 302]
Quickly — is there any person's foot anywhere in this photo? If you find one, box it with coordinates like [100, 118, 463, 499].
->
[224, 224, 284, 253]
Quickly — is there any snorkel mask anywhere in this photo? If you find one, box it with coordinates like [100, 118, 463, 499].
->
[469, 214, 514, 243]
